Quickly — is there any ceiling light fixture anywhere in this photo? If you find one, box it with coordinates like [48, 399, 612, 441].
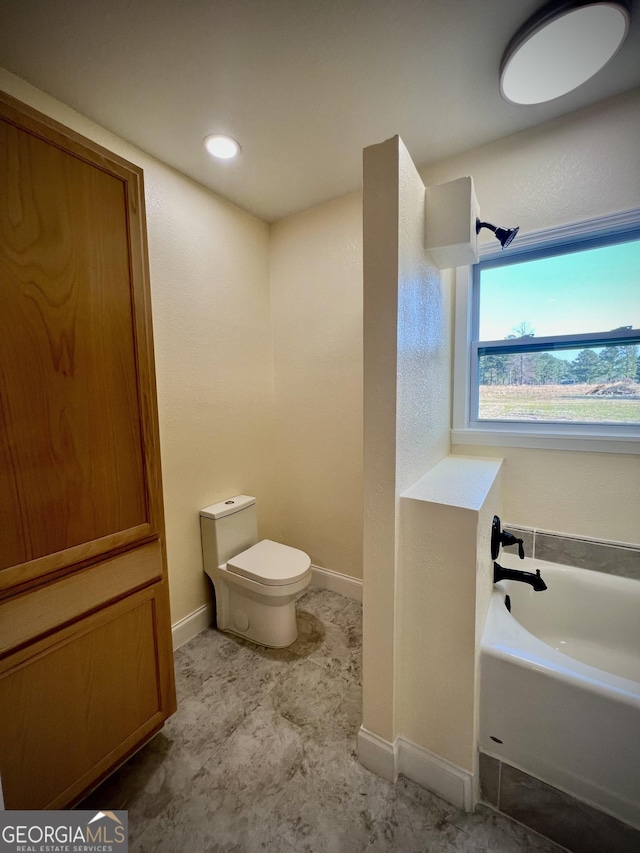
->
[204, 134, 241, 160]
[500, 0, 631, 105]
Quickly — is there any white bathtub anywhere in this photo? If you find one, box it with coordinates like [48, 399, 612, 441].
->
[480, 557, 640, 830]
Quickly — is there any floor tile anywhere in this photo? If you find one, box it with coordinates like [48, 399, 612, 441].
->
[453, 805, 567, 853]
[333, 597, 364, 647]
[81, 588, 567, 853]
[297, 585, 358, 623]
[300, 611, 363, 681]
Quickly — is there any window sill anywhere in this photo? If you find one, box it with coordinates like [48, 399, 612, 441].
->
[451, 426, 640, 454]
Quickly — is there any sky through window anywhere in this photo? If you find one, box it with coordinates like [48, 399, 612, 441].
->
[478, 238, 640, 341]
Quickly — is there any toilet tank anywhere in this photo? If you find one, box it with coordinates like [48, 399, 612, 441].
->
[200, 495, 258, 568]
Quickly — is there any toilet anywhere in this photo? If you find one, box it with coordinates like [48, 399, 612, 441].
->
[200, 495, 311, 647]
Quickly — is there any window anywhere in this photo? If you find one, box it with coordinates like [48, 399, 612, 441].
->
[453, 210, 640, 453]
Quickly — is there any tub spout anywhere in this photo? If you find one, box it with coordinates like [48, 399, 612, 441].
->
[493, 562, 548, 591]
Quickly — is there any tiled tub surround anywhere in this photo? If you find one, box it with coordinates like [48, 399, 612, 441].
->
[480, 563, 640, 851]
[479, 755, 640, 853]
[500, 525, 640, 580]
[81, 587, 562, 852]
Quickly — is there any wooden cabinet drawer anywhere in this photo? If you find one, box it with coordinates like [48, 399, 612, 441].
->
[0, 541, 163, 656]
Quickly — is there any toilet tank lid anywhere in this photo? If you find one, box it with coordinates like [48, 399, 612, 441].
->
[200, 495, 256, 520]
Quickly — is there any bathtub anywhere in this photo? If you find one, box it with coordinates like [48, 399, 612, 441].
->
[480, 557, 640, 830]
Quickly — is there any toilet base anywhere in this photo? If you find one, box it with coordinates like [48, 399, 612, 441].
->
[210, 568, 311, 648]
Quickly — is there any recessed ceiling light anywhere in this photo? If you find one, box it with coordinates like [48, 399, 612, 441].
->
[500, 0, 631, 105]
[204, 134, 241, 159]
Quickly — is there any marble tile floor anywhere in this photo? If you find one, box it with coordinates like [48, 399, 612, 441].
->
[81, 587, 565, 852]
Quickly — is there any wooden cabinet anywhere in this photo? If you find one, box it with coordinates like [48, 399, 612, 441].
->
[0, 91, 176, 808]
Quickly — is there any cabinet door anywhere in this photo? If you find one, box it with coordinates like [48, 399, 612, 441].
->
[0, 92, 164, 591]
[0, 93, 176, 809]
[0, 584, 174, 809]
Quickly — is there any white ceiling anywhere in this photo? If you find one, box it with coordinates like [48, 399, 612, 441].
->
[1, 0, 639, 222]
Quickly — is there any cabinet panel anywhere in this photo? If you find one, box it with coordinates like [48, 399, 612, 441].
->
[0, 589, 168, 809]
[0, 523, 154, 592]
[0, 117, 147, 570]
[0, 91, 175, 811]
[0, 541, 164, 655]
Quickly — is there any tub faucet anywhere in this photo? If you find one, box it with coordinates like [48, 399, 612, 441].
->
[491, 515, 525, 560]
[499, 528, 525, 559]
[491, 515, 547, 591]
[493, 562, 548, 591]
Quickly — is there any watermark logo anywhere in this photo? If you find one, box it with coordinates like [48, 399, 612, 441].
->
[0, 810, 128, 853]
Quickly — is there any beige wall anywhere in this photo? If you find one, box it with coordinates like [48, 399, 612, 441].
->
[269, 193, 363, 578]
[0, 69, 276, 625]
[421, 88, 640, 544]
[449, 446, 638, 543]
[421, 88, 640, 239]
[361, 137, 452, 743]
[146, 172, 274, 623]
[398, 458, 501, 772]
[271, 88, 640, 558]
[6, 66, 638, 635]
[395, 148, 452, 493]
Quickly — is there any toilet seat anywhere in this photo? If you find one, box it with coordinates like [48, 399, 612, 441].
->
[227, 539, 311, 586]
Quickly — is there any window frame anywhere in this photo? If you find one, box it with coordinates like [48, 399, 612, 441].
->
[452, 208, 640, 454]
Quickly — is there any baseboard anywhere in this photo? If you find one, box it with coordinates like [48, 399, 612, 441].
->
[397, 737, 473, 811]
[171, 564, 361, 650]
[311, 564, 363, 601]
[357, 726, 397, 782]
[357, 726, 474, 811]
[171, 602, 213, 650]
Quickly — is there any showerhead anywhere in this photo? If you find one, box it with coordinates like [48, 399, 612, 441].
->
[476, 218, 519, 250]
[495, 225, 519, 249]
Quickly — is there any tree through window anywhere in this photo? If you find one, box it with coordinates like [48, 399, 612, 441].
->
[472, 231, 640, 425]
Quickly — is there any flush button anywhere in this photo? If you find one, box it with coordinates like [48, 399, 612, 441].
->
[225, 500, 234, 505]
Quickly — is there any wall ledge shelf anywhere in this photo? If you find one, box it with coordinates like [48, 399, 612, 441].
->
[402, 455, 503, 511]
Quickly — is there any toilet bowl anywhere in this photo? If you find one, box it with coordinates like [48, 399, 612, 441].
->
[200, 496, 311, 647]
